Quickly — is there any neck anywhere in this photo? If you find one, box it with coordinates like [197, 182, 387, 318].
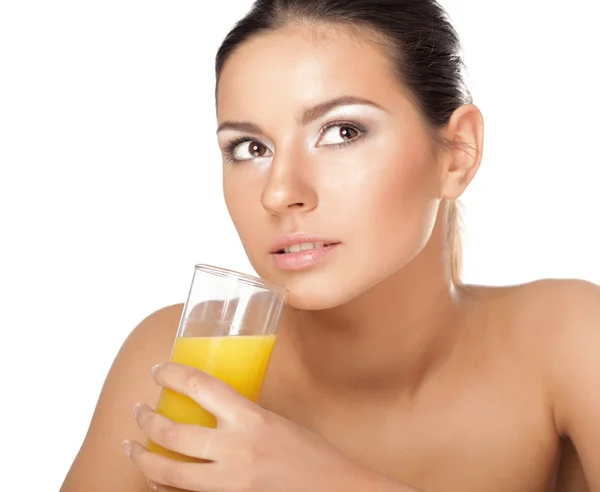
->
[279, 229, 470, 398]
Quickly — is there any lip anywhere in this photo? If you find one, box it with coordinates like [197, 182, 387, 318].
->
[269, 233, 341, 254]
[269, 233, 341, 271]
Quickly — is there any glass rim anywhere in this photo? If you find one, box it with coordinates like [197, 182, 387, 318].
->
[194, 264, 288, 297]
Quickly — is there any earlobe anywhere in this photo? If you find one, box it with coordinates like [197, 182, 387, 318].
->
[439, 104, 484, 199]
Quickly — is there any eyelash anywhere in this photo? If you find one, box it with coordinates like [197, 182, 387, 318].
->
[223, 120, 368, 165]
[223, 136, 256, 165]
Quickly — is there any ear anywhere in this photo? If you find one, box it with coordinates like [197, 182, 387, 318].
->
[438, 104, 484, 199]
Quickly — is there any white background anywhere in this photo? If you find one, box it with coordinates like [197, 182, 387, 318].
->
[1, 0, 598, 489]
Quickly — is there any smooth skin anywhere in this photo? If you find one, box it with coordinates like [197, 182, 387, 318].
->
[61, 24, 599, 492]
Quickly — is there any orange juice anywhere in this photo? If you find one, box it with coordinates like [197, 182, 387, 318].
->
[147, 334, 276, 460]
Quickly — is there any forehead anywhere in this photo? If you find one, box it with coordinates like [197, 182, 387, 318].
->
[216, 24, 407, 122]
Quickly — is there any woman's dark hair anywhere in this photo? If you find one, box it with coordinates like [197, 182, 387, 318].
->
[215, 0, 471, 285]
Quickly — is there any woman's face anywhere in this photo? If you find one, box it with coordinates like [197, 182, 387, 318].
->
[216, 25, 444, 310]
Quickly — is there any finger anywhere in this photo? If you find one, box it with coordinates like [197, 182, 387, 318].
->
[152, 362, 255, 425]
[126, 440, 222, 492]
[135, 403, 231, 460]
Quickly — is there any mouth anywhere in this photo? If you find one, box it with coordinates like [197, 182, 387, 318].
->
[269, 236, 341, 271]
[271, 241, 340, 255]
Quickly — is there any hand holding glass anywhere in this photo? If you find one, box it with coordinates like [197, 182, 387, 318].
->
[147, 265, 287, 461]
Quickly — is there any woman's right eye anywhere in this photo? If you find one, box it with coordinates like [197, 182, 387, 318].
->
[226, 139, 273, 163]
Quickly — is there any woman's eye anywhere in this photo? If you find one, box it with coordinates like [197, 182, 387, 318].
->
[318, 124, 361, 146]
[232, 140, 272, 161]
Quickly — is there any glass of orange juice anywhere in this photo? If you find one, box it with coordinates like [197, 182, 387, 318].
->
[147, 264, 287, 461]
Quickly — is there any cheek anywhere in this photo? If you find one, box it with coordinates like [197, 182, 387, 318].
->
[223, 172, 270, 259]
[338, 140, 440, 262]
[379, 157, 437, 231]
[223, 177, 257, 237]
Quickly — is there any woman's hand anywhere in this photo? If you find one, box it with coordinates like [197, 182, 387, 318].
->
[122, 362, 386, 492]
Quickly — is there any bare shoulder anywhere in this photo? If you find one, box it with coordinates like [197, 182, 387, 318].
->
[471, 277, 600, 333]
[518, 278, 600, 490]
[466, 279, 599, 490]
[517, 279, 600, 431]
[486, 279, 600, 450]
[477, 278, 600, 360]
[528, 278, 600, 340]
[509, 277, 600, 307]
[60, 303, 183, 492]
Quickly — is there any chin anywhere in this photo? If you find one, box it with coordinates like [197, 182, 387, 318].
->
[284, 289, 346, 310]
[258, 266, 373, 311]
[248, 263, 347, 311]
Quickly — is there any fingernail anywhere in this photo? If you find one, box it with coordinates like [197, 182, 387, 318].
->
[151, 364, 161, 375]
[147, 479, 158, 491]
[133, 403, 141, 419]
[122, 439, 132, 457]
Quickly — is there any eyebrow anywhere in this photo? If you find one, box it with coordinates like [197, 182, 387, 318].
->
[216, 95, 384, 134]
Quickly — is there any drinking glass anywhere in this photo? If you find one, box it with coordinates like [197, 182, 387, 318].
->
[147, 264, 287, 460]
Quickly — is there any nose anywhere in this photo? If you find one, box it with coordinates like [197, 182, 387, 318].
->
[260, 148, 318, 217]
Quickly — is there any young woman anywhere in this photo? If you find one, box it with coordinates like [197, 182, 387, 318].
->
[60, 1, 600, 491]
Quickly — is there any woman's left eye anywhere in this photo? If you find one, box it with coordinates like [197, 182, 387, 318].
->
[318, 124, 364, 147]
